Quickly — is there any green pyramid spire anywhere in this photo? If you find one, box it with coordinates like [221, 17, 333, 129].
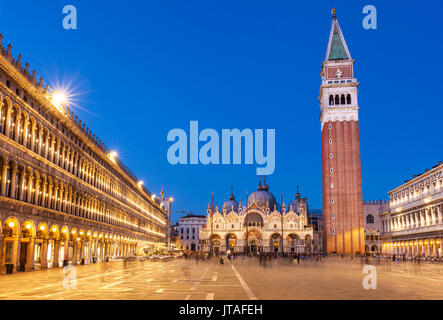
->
[328, 25, 348, 60]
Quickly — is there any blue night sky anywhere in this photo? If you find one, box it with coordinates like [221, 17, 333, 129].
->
[1, 1, 442, 223]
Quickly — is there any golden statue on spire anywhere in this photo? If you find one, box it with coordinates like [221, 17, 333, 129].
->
[160, 187, 164, 199]
[331, 7, 336, 17]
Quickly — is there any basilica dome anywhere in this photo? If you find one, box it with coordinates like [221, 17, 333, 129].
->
[248, 181, 277, 209]
[223, 193, 239, 212]
[288, 187, 301, 212]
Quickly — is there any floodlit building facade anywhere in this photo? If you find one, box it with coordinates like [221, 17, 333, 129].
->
[363, 200, 388, 254]
[200, 181, 315, 254]
[0, 33, 167, 273]
[380, 162, 443, 258]
[178, 214, 206, 251]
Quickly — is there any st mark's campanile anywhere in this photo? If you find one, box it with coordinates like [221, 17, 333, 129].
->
[319, 10, 365, 254]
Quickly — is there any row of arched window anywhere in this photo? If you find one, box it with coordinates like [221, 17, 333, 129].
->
[0, 157, 162, 236]
[0, 94, 161, 222]
[329, 94, 351, 106]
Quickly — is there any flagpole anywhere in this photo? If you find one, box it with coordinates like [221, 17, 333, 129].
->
[281, 192, 284, 255]
[211, 192, 214, 254]
[245, 190, 249, 255]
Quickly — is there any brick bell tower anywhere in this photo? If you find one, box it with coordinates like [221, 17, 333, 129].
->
[319, 10, 365, 254]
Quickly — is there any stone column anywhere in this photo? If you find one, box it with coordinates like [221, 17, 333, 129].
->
[26, 175, 34, 203]
[438, 206, 442, 225]
[439, 238, 443, 258]
[14, 114, 21, 142]
[61, 146, 66, 169]
[80, 240, 85, 261]
[54, 142, 60, 166]
[64, 239, 70, 261]
[88, 241, 93, 263]
[4, 107, 11, 137]
[53, 240, 60, 267]
[93, 240, 98, 261]
[41, 239, 48, 269]
[0, 234, 5, 273]
[49, 139, 56, 163]
[1, 164, 8, 196]
[104, 242, 108, 260]
[34, 177, 40, 205]
[47, 183, 53, 208]
[22, 119, 29, 147]
[72, 239, 78, 265]
[24, 238, 35, 271]
[101, 241, 105, 261]
[37, 128, 43, 155]
[41, 180, 47, 207]
[433, 240, 437, 258]
[57, 186, 63, 212]
[18, 172, 27, 201]
[43, 134, 49, 159]
[13, 235, 20, 272]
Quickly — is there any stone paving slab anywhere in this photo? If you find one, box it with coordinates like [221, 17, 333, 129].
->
[0, 256, 442, 299]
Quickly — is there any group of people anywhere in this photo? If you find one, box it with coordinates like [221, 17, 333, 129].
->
[388, 253, 443, 264]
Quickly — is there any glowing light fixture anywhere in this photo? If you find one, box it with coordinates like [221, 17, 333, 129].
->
[26, 224, 31, 229]
[51, 91, 68, 109]
[109, 151, 118, 162]
[52, 227, 57, 232]
[8, 222, 14, 228]
[40, 225, 45, 231]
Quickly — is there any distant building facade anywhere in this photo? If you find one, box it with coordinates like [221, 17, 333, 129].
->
[363, 200, 388, 253]
[308, 209, 323, 253]
[178, 214, 206, 251]
[380, 162, 443, 258]
[199, 181, 315, 254]
[170, 223, 179, 251]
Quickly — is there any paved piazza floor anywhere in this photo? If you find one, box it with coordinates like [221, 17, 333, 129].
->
[0, 256, 442, 300]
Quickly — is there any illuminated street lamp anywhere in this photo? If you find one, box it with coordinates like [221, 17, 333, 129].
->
[137, 180, 144, 188]
[109, 151, 118, 163]
[51, 91, 68, 109]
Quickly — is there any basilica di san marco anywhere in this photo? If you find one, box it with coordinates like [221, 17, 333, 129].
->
[199, 181, 318, 255]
